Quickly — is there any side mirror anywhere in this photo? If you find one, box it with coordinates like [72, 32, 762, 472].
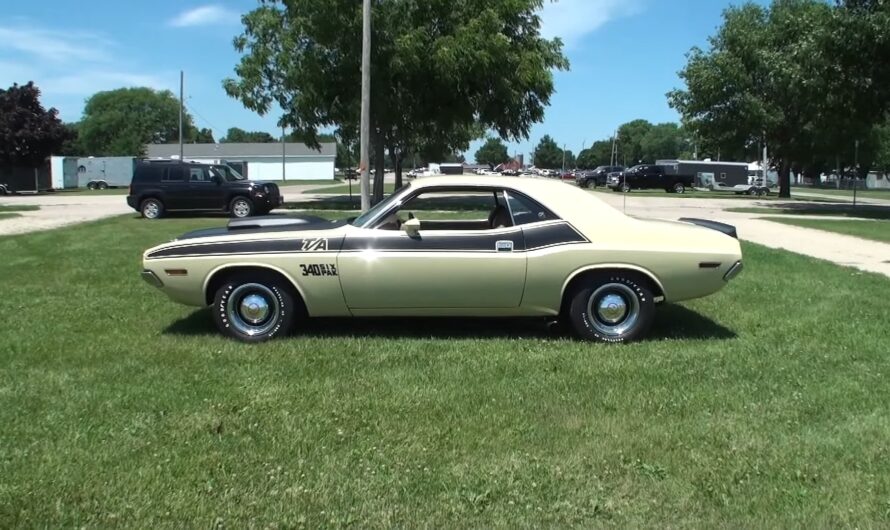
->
[401, 217, 421, 235]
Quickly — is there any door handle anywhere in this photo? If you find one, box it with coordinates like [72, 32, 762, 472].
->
[496, 240, 514, 252]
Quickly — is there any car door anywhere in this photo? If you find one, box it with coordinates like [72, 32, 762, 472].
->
[336, 188, 527, 310]
[159, 164, 189, 210]
[187, 166, 227, 210]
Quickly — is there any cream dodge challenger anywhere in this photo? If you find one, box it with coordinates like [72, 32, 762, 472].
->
[140, 176, 743, 343]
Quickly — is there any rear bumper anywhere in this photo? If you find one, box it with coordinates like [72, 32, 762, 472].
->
[724, 261, 744, 281]
[126, 195, 137, 209]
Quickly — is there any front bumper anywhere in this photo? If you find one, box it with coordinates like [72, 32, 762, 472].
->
[141, 269, 164, 288]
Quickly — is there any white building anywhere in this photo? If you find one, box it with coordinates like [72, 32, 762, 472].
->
[145, 142, 336, 181]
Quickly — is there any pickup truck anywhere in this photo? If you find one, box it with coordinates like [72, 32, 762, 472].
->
[607, 164, 693, 194]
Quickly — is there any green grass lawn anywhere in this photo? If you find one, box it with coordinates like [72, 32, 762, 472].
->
[0, 204, 40, 212]
[2, 215, 890, 527]
[793, 187, 890, 200]
[727, 205, 890, 220]
[0, 213, 21, 220]
[278, 179, 343, 187]
[307, 182, 397, 195]
[54, 187, 130, 195]
[761, 217, 890, 244]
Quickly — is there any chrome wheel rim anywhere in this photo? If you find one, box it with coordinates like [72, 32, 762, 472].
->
[586, 284, 640, 337]
[143, 202, 159, 218]
[227, 284, 280, 336]
[233, 200, 251, 218]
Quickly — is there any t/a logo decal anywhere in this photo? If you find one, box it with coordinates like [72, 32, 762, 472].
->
[301, 238, 329, 252]
[301, 264, 338, 277]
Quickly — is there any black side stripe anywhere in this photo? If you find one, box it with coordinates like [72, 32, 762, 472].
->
[146, 222, 589, 259]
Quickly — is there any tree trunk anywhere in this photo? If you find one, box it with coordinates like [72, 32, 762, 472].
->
[372, 134, 385, 203]
[391, 150, 403, 190]
[779, 159, 791, 198]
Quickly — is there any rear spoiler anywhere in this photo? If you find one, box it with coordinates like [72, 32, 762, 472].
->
[679, 218, 738, 239]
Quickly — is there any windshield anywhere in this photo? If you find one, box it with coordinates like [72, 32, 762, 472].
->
[212, 165, 246, 182]
[350, 184, 413, 227]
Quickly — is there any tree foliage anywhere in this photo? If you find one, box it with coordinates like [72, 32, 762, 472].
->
[0, 82, 70, 166]
[77, 87, 195, 156]
[532, 135, 564, 169]
[220, 127, 276, 143]
[576, 140, 613, 169]
[669, 0, 890, 196]
[224, 0, 568, 201]
[474, 137, 510, 168]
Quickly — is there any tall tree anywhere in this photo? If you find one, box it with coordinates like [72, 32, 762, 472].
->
[669, 0, 842, 198]
[639, 123, 691, 162]
[220, 127, 276, 143]
[576, 140, 613, 169]
[224, 0, 568, 201]
[474, 137, 510, 168]
[192, 128, 215, 143]
[78, 87, 194, 156]
[0, 82, 70, 167]
[532, 135, 563, 169]
[616, 119, 653, 167]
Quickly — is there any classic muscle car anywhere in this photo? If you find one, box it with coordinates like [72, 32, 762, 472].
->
[140, 176, 743, 343]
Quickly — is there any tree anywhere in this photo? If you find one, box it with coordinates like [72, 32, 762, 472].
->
[192, 128, 215, 143]
[576, 140, 613, 169]
[533, 135, 563, 169]
[615, 119, 653, 166]
[0, 82, 70, 167]
[224, 0, 568, 202]
[668, 0, 849, 198]
[220, 127, 276, 143]
[474, 137, 510, 168]
[77, 87, 194, 156]
[639, 123, 691, 162]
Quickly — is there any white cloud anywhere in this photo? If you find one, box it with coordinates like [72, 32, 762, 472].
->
[169, 5, 239, 28]
[0, 25, 113, 63]
[539, 0, 644, 49]
[0, 22, 174, 120]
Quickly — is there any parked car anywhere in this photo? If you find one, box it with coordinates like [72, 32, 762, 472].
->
[140, 176, 743, 343]
[577, 166, 625, 188]
[607, 165, 693, 193]
[126, 160, 283, 219]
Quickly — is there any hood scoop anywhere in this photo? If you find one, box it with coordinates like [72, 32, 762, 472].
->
[227, 215, 329, 231]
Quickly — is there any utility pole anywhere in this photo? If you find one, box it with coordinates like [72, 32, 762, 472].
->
[562, 144, 567, 173]
[359, 0, 372, 212]
[854, 139, 859, 207]
[179, 70, 184, 161]
[281, 125, 286, 181]
[762, 142, 768, 191]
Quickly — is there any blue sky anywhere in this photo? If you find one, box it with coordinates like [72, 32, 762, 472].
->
[0, 0, 760, 161]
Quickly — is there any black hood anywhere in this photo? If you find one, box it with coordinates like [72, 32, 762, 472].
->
[177, 215, 349, 240]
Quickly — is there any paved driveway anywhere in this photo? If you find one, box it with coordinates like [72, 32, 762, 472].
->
[0, 193, 132, 236]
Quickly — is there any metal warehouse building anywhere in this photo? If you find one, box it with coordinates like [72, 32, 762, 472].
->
[145, 142, 336, 182]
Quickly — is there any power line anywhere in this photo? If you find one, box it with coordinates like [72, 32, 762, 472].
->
[184, 97, 220, 134]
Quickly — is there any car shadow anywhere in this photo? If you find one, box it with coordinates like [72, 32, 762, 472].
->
[164, 303, 736, 342]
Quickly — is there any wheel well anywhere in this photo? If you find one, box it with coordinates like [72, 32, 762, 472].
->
[139, 195, 162, 207]
[204, 266, 303, 310]
[560, 268, 665, 316]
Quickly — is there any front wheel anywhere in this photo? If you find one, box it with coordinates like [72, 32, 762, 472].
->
[621, 182, 631, 193]
[230, 197, 254, 218]
[567, 273, 655, 343]
[212, 275, 297, 342]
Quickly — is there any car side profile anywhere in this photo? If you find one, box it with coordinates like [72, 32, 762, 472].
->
[126, 160, 283, 219]
[608, 164, 694, 193]
[577, 166, 624, 188]
[140, 176, 743, 343]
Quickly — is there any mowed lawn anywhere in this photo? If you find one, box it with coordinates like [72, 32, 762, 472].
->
[2, 214, 890, 527]
[762, 217, 890, 244]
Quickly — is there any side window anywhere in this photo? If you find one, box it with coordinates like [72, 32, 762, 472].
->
[162, 166, 185, 182]
[505, 191, 558, 226]
[188, 167, 210, 182]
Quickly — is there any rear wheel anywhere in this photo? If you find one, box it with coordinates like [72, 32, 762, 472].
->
[230, 196, 254, 218]
[673, 182, 686, 194]
[567, 273, 655, 343]
[87, 182, 97, 190]
[97, 181, 108, 190]
[212, 274, 297, 342]
[140, 198, 164, 219]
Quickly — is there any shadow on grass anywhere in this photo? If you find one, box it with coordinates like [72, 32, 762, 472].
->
[165, 303, 736, 342]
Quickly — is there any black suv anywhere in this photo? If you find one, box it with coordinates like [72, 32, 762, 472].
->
[576, 166, 624, 188]
[606, 164, 693, 193]
[126, 161, 282, 219]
